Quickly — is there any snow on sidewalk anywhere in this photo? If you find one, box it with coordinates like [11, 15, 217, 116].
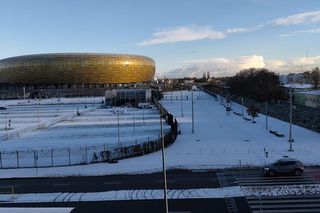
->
[1, 184, 320, 204]
[0, 187, 243, 203]
[0, 208, 74, 213]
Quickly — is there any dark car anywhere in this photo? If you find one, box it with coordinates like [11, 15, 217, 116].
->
[263, 158, 304, 176]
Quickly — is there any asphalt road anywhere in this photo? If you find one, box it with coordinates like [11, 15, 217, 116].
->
[2, 167, 320, 212]
[0, 169, 220, 193]
[0, 198, 251, 213]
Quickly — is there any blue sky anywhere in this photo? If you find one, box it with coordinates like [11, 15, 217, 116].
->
[0, 0, 320, 77]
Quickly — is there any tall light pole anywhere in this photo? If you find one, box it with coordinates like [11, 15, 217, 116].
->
[288, 86, 294, 152]
[265, 101, 268, 130]
[180, 88, 183, 117]
[114, 109, 124, 148]
[117, 112, 120, 147]
[160, 106, 169, 213]
[241, 97, 244, 118]
[142, 108, 145, 125]
[132, 108, 135, 133]
[191, 89, 194, 133]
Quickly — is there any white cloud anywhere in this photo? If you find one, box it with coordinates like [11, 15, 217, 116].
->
[292, 28, 320, 33]
[225, 24, 264, 34]
[271, 10, 320, 26]
[278, 34, 293, 37]
[279, 28, 320, 37]
[162, 55, 265, 78]
[226, 27, 251, 33]
[161, 55, 320, 78]
[137, 25, 226, 46]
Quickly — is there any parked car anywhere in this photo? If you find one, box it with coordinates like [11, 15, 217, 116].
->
[263, 158, 304, 176]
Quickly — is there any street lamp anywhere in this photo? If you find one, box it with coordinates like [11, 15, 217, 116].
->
[160, 105, 169, 213]
[180, 88, 183, 117]
[132, 108, 136, 133]
[288, 86, 294, 152]
[241, 97, 244, 118]
[191, 89, 194, 134]
[114, 108, 124, 148]
[265, 101, 268, 130]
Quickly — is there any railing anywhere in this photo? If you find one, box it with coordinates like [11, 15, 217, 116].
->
[0, 101, 179, 168]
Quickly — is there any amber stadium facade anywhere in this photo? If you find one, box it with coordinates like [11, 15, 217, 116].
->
[0, 53, 155, 98]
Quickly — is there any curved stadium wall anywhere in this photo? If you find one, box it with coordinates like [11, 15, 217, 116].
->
[0, 53, 155, 85]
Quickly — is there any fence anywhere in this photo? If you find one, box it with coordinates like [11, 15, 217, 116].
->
[199, 86, 320, 133]
[0, 100, 178, 169]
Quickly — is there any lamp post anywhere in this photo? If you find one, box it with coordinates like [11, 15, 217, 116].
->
[191, 89, 194, 133]
[142, 108, 145, 125]
[132, 108, 135, 133]
[160, 106, 169, 213]
[288, 86, 294, 152]
[180, 88, 183, 117]
[241, 97, 244, 118]
[265, 101, 268, 130]
[114, 109, 124, 148]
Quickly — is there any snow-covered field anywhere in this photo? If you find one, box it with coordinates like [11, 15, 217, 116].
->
[0, 97, 170, 168]
[0, 90, 319, 178]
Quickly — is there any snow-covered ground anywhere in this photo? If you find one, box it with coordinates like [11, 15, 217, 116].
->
[1, 184, 320, 204]
[0, 187, 243, 203]
[0, 90, 319, 178]
[0, 208, 73, 213]
[0, 98, 170, 168]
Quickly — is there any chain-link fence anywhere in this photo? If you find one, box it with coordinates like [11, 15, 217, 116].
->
[0, 101, 178, 168]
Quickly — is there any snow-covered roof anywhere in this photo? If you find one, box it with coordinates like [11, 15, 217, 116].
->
[282, 84, 313, 89]
[297, 90, 320, 95]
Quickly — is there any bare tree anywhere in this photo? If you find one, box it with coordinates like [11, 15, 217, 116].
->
[247, 106, 260, 123]
[311, 67, 320, 88]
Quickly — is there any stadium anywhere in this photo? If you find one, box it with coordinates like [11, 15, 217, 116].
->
[0, 53, 155, 98]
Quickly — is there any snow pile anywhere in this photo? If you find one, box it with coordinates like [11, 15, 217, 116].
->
[242, 184, 320, 197]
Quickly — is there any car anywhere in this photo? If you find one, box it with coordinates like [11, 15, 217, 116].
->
[263, 158, 304, 176]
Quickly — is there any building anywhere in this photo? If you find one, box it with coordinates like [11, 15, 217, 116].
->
[105, 89, 152, 106]
[0, 53, 155, 98]
[294, 90, 320, 108]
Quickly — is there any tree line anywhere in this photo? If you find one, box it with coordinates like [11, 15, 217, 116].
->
[227, 68, 286, 102]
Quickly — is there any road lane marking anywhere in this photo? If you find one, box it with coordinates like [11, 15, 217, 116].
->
[103, 182, 121, 185]
[156, 180, 176, 183]
[53, 184, 70, 186]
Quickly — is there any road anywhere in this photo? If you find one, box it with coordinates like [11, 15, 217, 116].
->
[0, 169, 220, 193]
[1, 167, 320, 212]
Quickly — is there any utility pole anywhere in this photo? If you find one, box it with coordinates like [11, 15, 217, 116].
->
[241, 97, 244, 118]
[191, 89, 194, 133]
[265, 101, 268, 130]
[132, 109, 135, 133]
[180, 88, 183, 117]
[117, 112, 120, 147]
[160, 106, 169, 213]
[288, 86, 294, 152]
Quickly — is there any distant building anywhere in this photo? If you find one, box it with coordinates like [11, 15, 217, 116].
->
[294, 90, 320, 108]
[105, 89, 152, 106]
[282, 84, 313, 93]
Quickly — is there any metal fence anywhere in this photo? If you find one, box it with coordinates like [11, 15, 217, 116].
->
[0, 101, 178, 169]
